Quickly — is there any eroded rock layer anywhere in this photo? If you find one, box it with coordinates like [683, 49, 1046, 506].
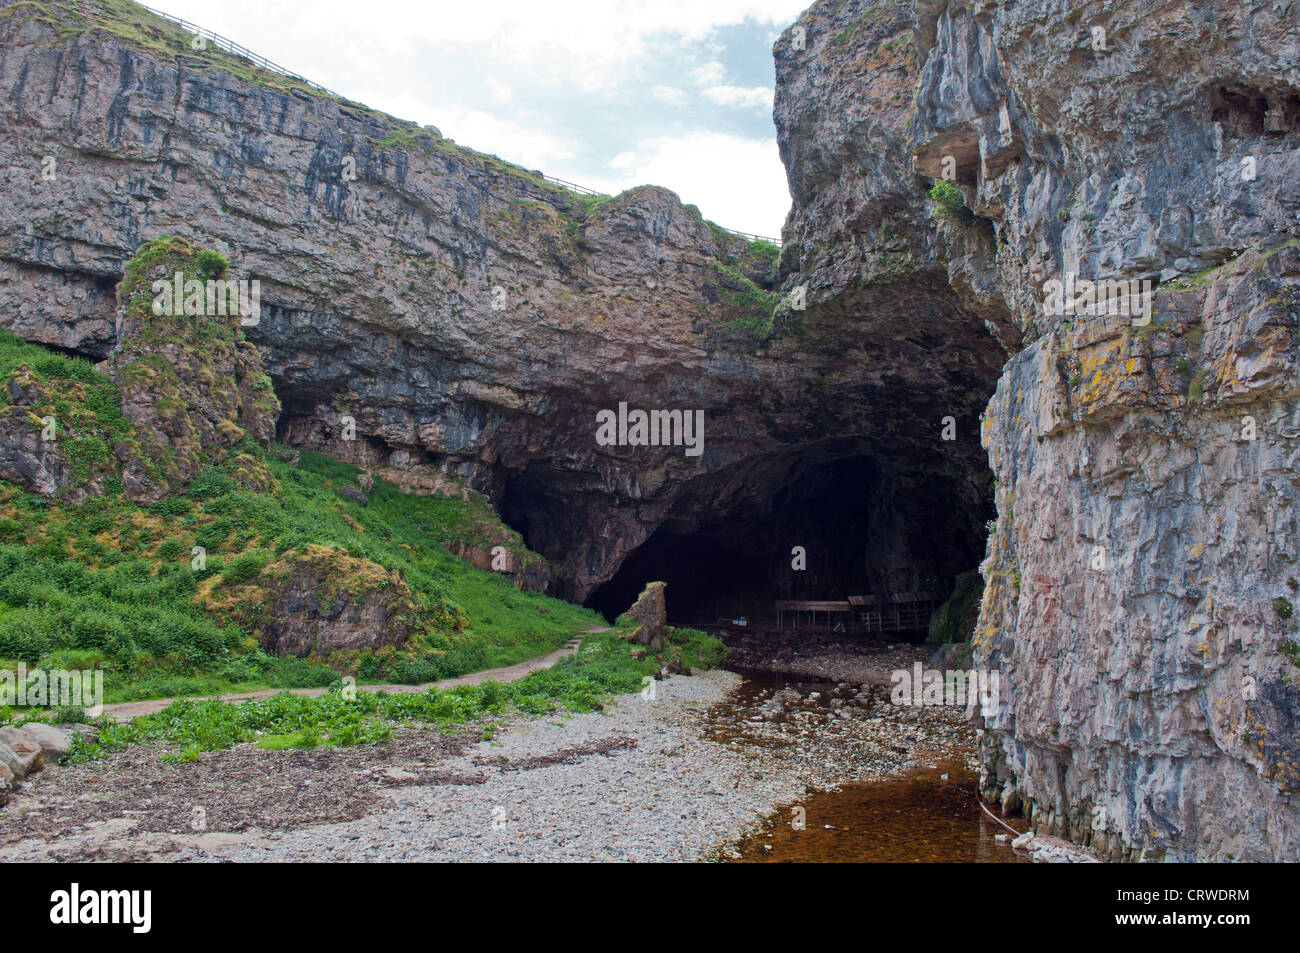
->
[777, 0, 1299, 860]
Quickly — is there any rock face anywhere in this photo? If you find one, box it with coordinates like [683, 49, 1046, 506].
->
[776, 0, 1300, 860]
[107, 236, 280, 502]
[198, 544, 416, 658]
[626, 581, 668, 652]
[0, 0, 996, 607]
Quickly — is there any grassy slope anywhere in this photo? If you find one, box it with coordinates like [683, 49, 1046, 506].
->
[0, 329, 726, 749]
[0, 325, 602, 704]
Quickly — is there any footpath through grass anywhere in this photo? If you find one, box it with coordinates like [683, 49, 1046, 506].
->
[37, 627, 727, 761]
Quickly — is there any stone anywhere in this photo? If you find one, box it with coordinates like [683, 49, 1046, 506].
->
[201, 544, 414, 657]
[337, 485, 368, 506]
[12, 722, 73, 762]
[357, 473, 375, 492]
[0, 735, 43, 780]
[625, 581, 667, 652]
[1000, 785, 1022, 817]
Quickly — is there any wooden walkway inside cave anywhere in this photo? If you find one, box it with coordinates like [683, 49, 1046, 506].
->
[776, 592, 939, 634]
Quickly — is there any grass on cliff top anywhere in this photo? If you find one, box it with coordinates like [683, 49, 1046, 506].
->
[20, 0, 356, 104]
[28, 624, 723, 760]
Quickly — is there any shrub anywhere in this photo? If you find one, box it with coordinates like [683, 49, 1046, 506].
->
[929, 180, 966, 216]
[220, 552, 269, 587]
[194, 249, 230, 280]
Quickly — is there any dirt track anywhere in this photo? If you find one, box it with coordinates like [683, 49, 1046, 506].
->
[100, 632, 600, 722]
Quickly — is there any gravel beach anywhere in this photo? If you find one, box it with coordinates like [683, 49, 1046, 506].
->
[1, 644, 983, 862]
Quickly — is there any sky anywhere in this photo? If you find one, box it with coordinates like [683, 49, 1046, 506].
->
[147, 0, 808, 238]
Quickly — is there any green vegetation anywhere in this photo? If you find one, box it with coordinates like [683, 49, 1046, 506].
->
[1278, 637, 1300, 669]
[0, 231, 729, 745]
[53, 626, 725, 761]
[711, 261, 781, 337]
[1274, 596, 1294, 620]
[831, 2, 897, 47]
[928, 180, 966, 217]
[0, 329, 138, 488]
[0, 244, 600, 706]
[0, 444, 601, 702]
[1162, 256, 1241, 292]
[928, 571, 983, 644]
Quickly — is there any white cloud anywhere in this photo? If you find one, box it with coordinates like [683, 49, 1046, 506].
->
[144, 0, 801, 233]
[702, 85, 774, 110]
[486, 78, 513, 106]
[690, 60, 727, 86]
[651, 85, 688, 106]
[601, 132, 790, 237]
[155, 0, 807, 95]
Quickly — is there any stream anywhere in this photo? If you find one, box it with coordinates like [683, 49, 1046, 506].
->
[700, 635, 1029, 863]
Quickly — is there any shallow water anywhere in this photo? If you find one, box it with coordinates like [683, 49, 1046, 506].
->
[713, 666, 1029, 863]
[729, 762, 1030, 863]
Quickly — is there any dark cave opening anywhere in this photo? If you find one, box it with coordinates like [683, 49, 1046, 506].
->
[585, 530, 770, 624]
[580, 454, 991, 634]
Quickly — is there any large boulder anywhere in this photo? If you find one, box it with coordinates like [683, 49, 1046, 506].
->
[11, 722, 74, 763]
[626, 581, 668, 652]
[0, 732, 43, 780]
[198, 544, 416, 658]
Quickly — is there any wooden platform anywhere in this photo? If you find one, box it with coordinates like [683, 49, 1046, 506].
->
[775, 600, 852, 632]
[848, 592, 938, 633]
[773, 592, 940, 633]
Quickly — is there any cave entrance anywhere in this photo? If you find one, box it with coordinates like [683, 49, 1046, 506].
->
[585, 529, 769, 624]
[582, 454, 990, 638]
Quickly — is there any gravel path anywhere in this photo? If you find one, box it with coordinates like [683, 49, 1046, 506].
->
[100, 633, 596, 722]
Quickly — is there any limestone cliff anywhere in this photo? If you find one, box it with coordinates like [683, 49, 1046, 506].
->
[0, 0, 995, 609]
[776, 0, 1300, 860]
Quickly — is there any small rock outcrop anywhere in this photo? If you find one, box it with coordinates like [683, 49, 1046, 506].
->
[0, 722, 93, 804]
[625, 581, 668, 652]
[107, 236, 280, 503]
[197, 544, 416, 658]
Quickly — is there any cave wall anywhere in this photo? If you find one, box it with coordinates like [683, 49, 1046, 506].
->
[777, 0, 1300, 860]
